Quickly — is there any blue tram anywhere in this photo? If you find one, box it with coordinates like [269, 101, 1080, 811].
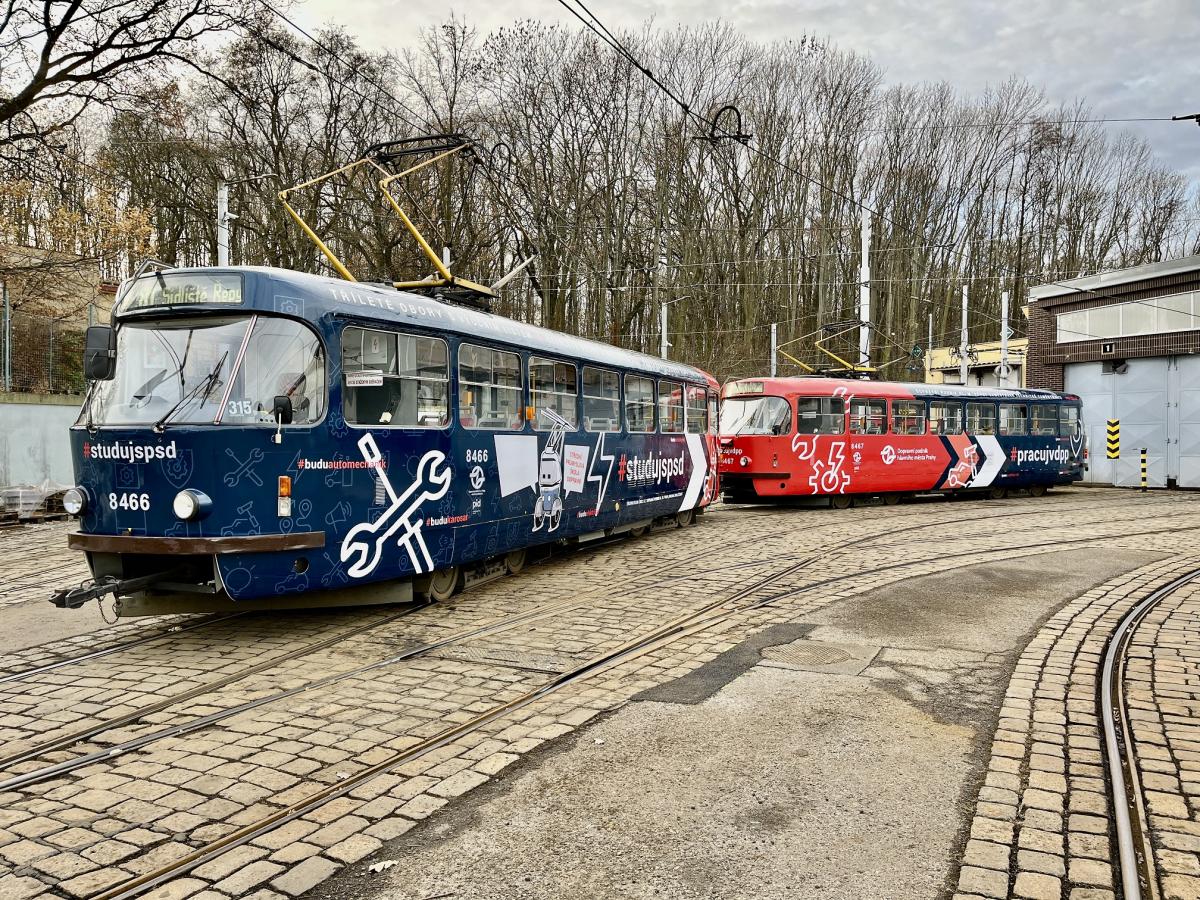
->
[57, 267, 720, 614]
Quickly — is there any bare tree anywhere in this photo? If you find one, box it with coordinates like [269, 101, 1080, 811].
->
[0, 0, 259, 148]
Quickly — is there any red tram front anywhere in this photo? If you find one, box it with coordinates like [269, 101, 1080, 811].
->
[718, 377, 1084, 506]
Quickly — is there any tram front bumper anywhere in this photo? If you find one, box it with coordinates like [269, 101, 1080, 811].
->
[66, 531, 325, 554]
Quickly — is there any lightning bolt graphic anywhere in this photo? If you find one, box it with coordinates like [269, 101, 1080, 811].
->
[587, 432, 616, 510]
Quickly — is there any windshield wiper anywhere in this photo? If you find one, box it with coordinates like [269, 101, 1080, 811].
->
[152, 352, 228, 433]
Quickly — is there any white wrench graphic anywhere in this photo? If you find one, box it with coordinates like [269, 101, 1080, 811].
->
[340, 434, 453, 579]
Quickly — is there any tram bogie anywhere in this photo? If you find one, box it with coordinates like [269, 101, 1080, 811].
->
[718, 377, 1084, 504]
[57, 267, 721, 615]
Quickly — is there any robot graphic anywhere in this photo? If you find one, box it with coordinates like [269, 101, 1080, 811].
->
[533, 410, 568, 533]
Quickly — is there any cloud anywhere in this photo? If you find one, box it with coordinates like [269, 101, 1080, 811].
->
[295, 0, 1200, 182]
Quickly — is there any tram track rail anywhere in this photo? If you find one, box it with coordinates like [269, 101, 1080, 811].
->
[80, 512, 1200, 900]
[0, 490, 1167, 685]
[0, 525, 780, 790]
[1099, 568, 1200, 900]
[0, 613, 245, 686]
[4, 499, 1197, 797]
[0, 603, 429, 772]
[91, 554, 818, 900]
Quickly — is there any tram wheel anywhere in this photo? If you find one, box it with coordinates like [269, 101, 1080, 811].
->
[830, 495, 853, 510]
[675, 508, 696, 528]
[426, 566, 461, 602]
[630, 524, 650, 538]
[1029, 484, 1048, 498]
[504, 549, 527, 575]
[989, 486, 1007, 500]
[882, 493, 901, 506]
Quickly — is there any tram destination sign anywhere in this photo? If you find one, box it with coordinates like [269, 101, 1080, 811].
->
[120, 273, 243, 311]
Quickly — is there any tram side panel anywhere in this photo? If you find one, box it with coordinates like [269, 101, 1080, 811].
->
[718, 385, 1084, 501]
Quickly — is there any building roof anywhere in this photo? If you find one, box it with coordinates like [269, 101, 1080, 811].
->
[1029, 254, 1200, 303]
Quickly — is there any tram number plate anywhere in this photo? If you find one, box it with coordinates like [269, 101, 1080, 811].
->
[109, 492, 151, 511]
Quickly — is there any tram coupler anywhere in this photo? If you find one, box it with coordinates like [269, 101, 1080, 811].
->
[50, 570, 181, 610]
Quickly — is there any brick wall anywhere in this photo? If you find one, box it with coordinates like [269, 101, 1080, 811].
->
[1026, 268, 1200, 390]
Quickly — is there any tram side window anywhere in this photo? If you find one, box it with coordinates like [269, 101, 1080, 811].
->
[849, 398, 887, 435]
[966, 402, 997, 435]
[1030, 404, 1059, 436]
[686, 386, 708, 433]
[583, 367, 620, 432]
[999, 403, 1028, 436]
[707, 393, 719, 434]
[891, 400, 926, 436]
[659, 380, 685, 433]
[530, 357, 578, 430]
[1060, 404, 1081, 438]
[341, 327, 448, 428]
[458, 343, 522, 430]
[929, 401, 964, 435]
[625, 375, 656, 432]
[796, 397, 845, 435]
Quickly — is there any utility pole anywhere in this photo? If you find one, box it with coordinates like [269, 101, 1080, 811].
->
[216, 178, 230, 267]
[770, 323, 777, 377]
[999, 290, 1010, 387]
[858, 207, 871, 368]
[959, 285, 969, 386]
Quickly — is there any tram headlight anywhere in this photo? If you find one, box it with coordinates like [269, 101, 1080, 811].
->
[172, 489, 212, 521]
[62, 487, 87, 517]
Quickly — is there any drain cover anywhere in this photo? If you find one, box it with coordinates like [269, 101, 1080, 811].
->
[758, 638, 880, 675]
[763, 643, 852, 667]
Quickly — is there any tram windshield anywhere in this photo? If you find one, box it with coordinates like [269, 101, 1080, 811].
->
[81, 315, 325, 427]
[719, 396, 792, 436]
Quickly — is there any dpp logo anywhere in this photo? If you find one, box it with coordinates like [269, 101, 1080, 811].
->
[880, 445, 896, 465]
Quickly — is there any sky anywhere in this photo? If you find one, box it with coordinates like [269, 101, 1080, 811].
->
[296, 0, 1200, 185]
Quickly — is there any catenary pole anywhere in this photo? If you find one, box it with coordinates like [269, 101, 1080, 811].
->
[1000, 290, 1010, 387]
[770, 322, 777, 377]
[660, 302, 668, 359]
[959, 285, 969, 385]
[927, 312, 933, 382]
[858, 208, 871, 368]
[216, 179, 229, 267]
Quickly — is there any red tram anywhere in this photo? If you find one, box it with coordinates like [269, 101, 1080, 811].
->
[718, 377, 1085, 506]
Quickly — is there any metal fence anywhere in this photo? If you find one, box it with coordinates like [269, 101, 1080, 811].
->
[0, 311, 87, 395]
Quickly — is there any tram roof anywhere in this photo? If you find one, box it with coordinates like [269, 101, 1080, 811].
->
[116, 266, 714, 386]
[724, 376, 1073, 403]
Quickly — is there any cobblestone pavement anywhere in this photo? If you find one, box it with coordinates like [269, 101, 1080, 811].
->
[0, 489, 1196, 900]
[953, 555, 1200, 900]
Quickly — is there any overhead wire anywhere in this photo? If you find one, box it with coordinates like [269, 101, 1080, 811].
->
[553, 0, 1200, 356]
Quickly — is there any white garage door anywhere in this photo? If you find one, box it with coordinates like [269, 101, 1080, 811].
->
[1175, 355, 1200, 488]
[1064, 362, 1113, 485]
[1065, 358, 1169, 487]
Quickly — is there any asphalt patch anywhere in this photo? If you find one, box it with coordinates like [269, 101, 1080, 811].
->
[633, 622, 814, 705]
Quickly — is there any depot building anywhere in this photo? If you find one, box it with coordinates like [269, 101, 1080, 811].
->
[1026, 254, 1200, 489]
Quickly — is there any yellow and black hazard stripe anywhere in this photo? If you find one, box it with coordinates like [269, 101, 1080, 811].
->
[1106, 419, 1119, 459]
